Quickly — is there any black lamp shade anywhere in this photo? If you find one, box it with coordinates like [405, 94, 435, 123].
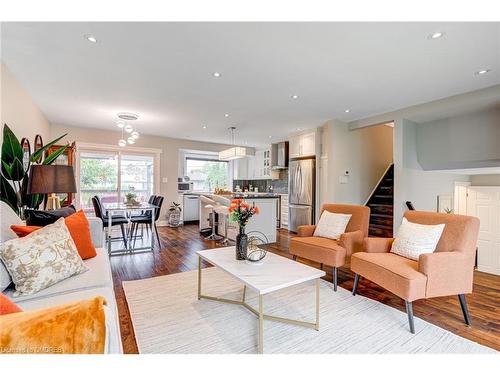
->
[28, 165, 77, 194]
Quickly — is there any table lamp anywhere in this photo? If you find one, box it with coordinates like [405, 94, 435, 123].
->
[27, 165, 77, 210]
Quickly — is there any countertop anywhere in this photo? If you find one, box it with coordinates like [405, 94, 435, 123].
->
[181, 192, 283, 199]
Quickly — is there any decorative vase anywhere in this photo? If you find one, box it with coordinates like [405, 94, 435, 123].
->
[235, 226, 248, 260]
[168, 211, 181, 227]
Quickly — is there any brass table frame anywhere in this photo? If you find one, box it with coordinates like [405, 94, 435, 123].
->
[197, 256, 320, 354]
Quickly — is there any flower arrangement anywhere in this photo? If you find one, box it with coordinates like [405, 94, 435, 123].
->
[228, 199, 259, 228]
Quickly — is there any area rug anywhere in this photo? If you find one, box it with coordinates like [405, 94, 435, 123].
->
[122, 267, 496, 354]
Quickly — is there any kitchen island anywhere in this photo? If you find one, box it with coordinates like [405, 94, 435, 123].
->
[195, 192, 279, 243]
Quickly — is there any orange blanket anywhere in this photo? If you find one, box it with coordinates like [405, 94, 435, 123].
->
[0, 297, 107, 354]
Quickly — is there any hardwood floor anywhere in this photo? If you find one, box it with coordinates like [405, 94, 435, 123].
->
[110, 224, 500, 354]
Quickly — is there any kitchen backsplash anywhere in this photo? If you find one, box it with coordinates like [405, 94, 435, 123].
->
[233, 170, 288, 193]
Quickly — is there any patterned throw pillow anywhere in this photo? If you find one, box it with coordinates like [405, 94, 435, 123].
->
[0, 218, 87, 296]
[313, 211, 352, 240]
[390, 218, 445, 261]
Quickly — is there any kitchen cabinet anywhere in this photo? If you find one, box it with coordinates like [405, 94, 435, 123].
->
[253, 149, 271, 179]
[289, 131, 316, 158]
[233, 158, 248, 180]
[280, 194, 289, 229]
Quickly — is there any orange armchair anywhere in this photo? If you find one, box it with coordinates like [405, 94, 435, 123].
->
[289, 204, 370, 291]
[351, 211, 480, 333]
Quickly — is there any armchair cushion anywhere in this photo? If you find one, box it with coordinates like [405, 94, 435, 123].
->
[313, 211, 351, 240]
[289, 236, 347, 267]
[351, 252, 427, 302]
[419, 251, 473, 297]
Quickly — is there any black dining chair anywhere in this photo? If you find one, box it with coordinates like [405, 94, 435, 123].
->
[130, 195, 164, 248]
[92, 196, 129, 247]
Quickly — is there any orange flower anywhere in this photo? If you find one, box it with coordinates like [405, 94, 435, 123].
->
[253, 206, 260, 214]
[231, 199, 242, 204]
[240, 202, 250, 209]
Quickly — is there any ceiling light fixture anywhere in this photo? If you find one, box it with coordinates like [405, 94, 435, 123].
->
[344, 109, 351, 113]
[474, 69, 491, 76]
[131, 131, 140, 139]
[224, 113, 230, 118]
[219, 127, 248, 161]
[127, 137, 135, 145]
[85, 35, 98, 43]
[291, 95, 299, 99]
[202, 125, 207, 129]
[428, 31, 445, 40]
[118, 139, 126, 147]
[124, 124, 133, 133]
[117, 112, 139, 121]
[116, 121, 125, 128]
[213, 72, 221, 78]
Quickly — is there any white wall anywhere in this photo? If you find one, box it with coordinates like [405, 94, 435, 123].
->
[321, 119, 393, 206]
[0, 62, 50, 143]
[394, 119, 471, 227]
[50, 123, 250, 220]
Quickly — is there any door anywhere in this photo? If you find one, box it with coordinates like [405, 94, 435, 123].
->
[297, 158, 314, 205]
[289, 204, 312, 233]
[467, 186, 500, 275]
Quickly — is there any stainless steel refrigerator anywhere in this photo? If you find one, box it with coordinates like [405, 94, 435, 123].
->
[288, 158, 315, 232]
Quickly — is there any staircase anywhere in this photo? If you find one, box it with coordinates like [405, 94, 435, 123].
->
[365, 164, 394, 237]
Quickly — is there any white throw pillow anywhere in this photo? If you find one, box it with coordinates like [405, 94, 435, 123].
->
[391, 217, 445, 261]
[0, 217, 88, 296]
[0, 202, 24, 291]
[313, 211, 352, 240]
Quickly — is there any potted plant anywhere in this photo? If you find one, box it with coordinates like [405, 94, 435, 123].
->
[228, 199, 259, 260]
[124, 188, 138, 206]
[168, 202, 182, 227]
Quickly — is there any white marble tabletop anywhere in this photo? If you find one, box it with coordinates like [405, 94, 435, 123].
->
[197, 247, 325, 295]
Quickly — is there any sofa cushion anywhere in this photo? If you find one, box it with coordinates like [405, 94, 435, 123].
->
[17, 286, 122, 354]
[0, 293, 22, 315]
[351, 252, 427, 301]
[24, 205, 76, 226]
[290, 236, 347, 267]
[0, 202, 23, 291]
[4, 247, 112, 303]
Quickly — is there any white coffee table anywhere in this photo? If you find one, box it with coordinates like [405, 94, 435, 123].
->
[196, 247, 326, 354]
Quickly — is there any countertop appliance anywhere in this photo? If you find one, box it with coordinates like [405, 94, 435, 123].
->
[288, 158, 315, 232]
[183, 194, 199, 222]
[271, 141, 289, 169]
[178, 182, 194, 193]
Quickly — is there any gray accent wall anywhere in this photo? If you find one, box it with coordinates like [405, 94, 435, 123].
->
[416, 107, 500, 170]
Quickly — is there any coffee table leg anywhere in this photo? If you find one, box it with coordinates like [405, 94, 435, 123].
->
[197, 256, 202, 300]
[315, 278, 320, 331]
[258, 294, 263, 354]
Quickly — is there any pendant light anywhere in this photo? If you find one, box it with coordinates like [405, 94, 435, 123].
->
[218, 126, 248, 160]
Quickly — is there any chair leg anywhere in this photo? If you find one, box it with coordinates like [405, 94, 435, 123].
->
[133, 223, 139, 248]
[292, 255, 297, 261]
[405, 300, 415, 334]
[458, 294, 471, 326]
[333, 267, 338, 292]
[352, 273, 360, 295]
[154, 223, 161, 248]
[120, 224, 127, 247]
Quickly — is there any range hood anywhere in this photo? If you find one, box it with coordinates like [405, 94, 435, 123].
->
[271, 141, 289, 169]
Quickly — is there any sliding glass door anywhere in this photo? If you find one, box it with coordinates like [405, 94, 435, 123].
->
[78, 150, 155, 214]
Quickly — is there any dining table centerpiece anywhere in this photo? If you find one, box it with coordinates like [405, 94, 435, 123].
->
[228, 198, 259, 260]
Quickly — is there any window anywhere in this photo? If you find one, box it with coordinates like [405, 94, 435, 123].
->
[185, 157, 229, 192]
[78, 150, 155, 213]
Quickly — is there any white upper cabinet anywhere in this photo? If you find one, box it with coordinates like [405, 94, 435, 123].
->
[289, 131, 316, 158]
[253, 149, 271, 179]
[233, 158, 248, 180]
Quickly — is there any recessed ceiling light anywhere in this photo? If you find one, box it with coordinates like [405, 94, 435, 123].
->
[224, 114, 230, 118]
[269, 135, 272, 139]
[474, 69, 491, 76]
[116, 121, 125, 128]
[202, 125, 207, 129]
[344, 109, 351, 113]
[428, 31, 445, 40]
[118, 139, 126, 147]
[213, 72, 221, 78]
[117, 112, 139, 121]
[296, 128, 302, 131]
[124, 124, 133, 133]
[291, 95, 299, 99]
[85, 35, 98, 43]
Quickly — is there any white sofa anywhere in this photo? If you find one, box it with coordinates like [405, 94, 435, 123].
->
[0, 209, 123, 354]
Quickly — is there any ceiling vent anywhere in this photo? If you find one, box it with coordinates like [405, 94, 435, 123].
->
[117, 112, 139, 121]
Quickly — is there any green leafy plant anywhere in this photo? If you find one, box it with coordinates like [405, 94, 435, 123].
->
[169, 202, 182, 212]
[1, 124, 68, 218]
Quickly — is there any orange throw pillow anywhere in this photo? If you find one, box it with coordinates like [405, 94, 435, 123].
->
[10, 225, 42, 237]
[10, 210, 97, 260]
[0, 293, 22, 315]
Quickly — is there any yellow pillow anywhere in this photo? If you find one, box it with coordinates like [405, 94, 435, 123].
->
[0, 297, 107, 354]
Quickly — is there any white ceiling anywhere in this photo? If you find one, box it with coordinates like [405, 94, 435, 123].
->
[2, 22, 499, 147]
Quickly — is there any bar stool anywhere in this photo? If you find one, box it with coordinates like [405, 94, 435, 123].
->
[212, 195, 232, 246]
[199, 195, 223, 241]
